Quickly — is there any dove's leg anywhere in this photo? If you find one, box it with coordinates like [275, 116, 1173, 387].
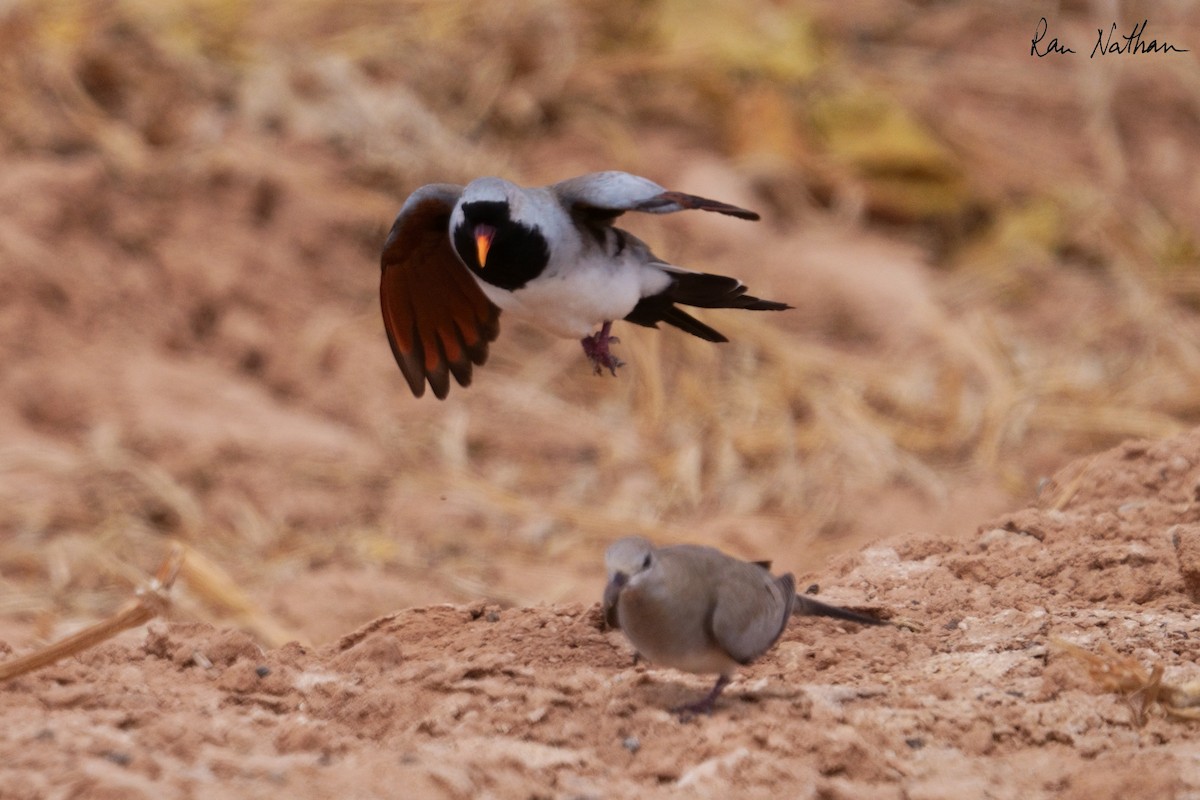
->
[671, 674, 731, 719]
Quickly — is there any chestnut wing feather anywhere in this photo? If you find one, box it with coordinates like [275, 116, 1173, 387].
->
[380, 184, 501, 399]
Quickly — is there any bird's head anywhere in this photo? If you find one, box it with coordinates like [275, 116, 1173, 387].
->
[605, 536, 656, 584]
[450, 178, 550, 291]
[603, 536, 656, 629]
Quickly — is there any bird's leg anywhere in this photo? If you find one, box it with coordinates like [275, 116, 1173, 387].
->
[671, 674, 731, 720]
[580, 320, 624, 376]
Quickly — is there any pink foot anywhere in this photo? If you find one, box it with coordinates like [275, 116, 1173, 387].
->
[580, 321, 624, 376]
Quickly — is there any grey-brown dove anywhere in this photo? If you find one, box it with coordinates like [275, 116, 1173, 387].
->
[603, 535, 886, 717]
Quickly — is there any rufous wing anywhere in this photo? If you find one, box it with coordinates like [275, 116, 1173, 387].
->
[380, 184, 501, 399]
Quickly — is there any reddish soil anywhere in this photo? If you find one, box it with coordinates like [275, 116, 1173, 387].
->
[4, 432, 1200, 798]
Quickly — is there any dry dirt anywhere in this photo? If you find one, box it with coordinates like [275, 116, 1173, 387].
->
[5, 432, 1200, 799]
[2, 1, 1200, 798]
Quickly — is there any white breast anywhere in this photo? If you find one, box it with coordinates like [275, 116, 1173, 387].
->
[479, 252, 670, 338]
[474, 191, 673, 339]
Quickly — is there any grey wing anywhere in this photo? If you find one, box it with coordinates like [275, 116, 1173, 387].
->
[380, 183, 501, 399]
[709, 570, 796, 665]
[551, 171, 760, 221]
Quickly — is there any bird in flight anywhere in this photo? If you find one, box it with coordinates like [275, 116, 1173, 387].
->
[380, 171, 790, 398]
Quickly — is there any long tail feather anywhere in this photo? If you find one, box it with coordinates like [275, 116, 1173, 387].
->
[623, 270, 790, 340]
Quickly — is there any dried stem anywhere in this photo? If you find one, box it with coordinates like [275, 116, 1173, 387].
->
[0, 546, 183, 683]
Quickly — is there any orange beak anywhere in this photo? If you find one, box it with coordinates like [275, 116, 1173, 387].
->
[474, 224, 496, 267]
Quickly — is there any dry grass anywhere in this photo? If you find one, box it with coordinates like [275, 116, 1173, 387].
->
[0, 546, 182, 682]
[1, 0, 1199, 642]
[1055, 639, 1200, 726]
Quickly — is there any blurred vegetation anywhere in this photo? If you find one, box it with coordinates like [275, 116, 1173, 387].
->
[1, 0, 1199, 642]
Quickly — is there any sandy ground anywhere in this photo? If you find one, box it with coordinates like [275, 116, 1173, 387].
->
[2, 1, 1200, 797]
[4, 430, 1200, 799]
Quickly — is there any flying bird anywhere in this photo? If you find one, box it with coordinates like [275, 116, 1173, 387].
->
[379, 171, 790, 398]
[602, 536, 887, 718]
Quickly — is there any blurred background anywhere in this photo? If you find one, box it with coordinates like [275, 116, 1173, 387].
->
[1, 0, 1198, 647]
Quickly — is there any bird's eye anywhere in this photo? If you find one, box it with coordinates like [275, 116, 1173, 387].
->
[641, 554, 652, 569]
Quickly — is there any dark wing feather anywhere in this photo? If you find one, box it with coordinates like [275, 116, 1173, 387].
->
[635, 191, 759, 220]
[380, 184, 501, 399]
[551, 171, 761, 223]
